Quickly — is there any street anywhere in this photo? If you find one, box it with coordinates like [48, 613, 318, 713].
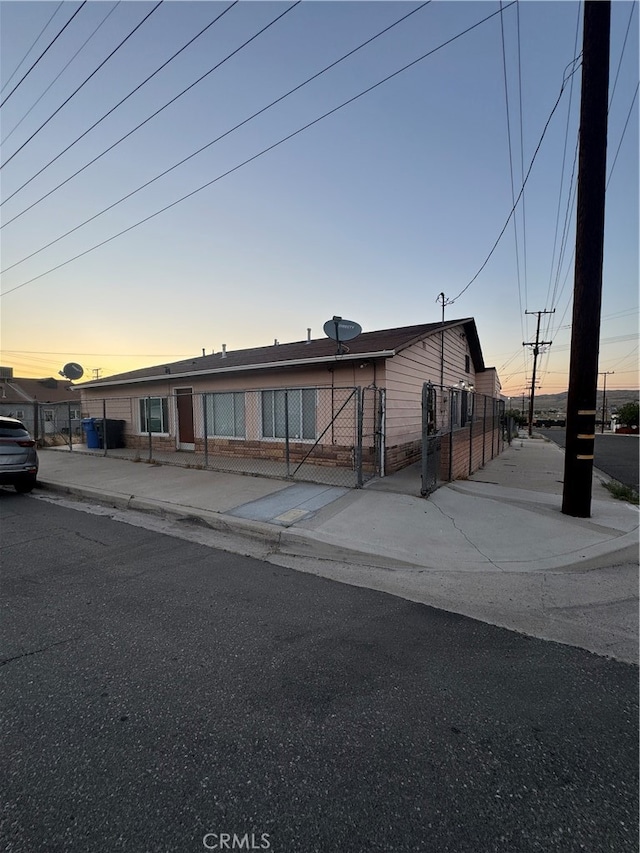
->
[1, 493, 638, 853]
[536, 429, 639, 491]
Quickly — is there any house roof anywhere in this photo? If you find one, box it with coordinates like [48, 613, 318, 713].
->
[0, 377, 78, 404]
[79, 319, 487, 389]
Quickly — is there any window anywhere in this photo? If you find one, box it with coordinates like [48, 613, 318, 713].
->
[70, 409, 81, 420]
[261, 389, 316, 440]
[15, 409, 24, 419]
[465, 354, 470, 374]
[43, 409, 54, 422]
[139, 397, 169, 433]
[206, 392, 245, 437]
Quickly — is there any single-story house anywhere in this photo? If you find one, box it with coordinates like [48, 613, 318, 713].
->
[77, 319, 502, 483]
[0, 370, 80, 442]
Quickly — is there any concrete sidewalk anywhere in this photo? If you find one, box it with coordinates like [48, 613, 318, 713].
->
[26, 435, 640, 663]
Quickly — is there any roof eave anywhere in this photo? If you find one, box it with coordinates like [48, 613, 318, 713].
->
[78, 350, 396, 390]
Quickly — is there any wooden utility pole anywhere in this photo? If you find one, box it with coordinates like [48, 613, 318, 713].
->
[437, 292, 452, 387]
[600, 371, 614, 433]
[562, 0, 611, 517]
[523, 309, 554, 436]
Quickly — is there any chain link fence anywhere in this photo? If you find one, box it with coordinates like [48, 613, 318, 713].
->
[52, 386, 382, 488]
[421, 383, 507, 494]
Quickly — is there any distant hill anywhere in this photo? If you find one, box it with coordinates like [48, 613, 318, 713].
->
[508, 389, 638, 414]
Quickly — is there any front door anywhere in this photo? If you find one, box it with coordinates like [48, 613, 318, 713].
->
[176, 388, 195, 450]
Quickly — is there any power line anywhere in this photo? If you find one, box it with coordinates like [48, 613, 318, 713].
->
[515, 0, 530, 364]
[543, 2, 581, 324]
[449, 53, 583, 305]
[498, 2, 526, 350]
[0, 1, 64, 95]
[606, 82, 639, 190]
[608, 1, 637, 112]
[1, 0, 511, 298]
[0, 1, 164, 170]
[1, 0, 300, 224]
[0, 1, 86, 108]
[2, 0, 431, 265]
[1, 1, 238, 204]
[2, 349, 195, 357]
[1, 2, 122, 148]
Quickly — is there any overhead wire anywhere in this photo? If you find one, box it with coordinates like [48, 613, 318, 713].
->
[448, 52, 583, 305]
[2, 0, 431, 265]
[1, 0, 299, 221]
[543, 2, 581, 324]
[605, 81, 639, 191]
[498, 3, 526, 352]
[1, 2, 122, 147]
[0, 1, 64, 95]
[1, 0, 513, 297]
[0, 0, 164, 170]
[0, 1, 86, 108]
[1, 0, 238, 204]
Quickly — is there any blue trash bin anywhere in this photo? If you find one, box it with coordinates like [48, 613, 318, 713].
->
[81, 417, 101, 449]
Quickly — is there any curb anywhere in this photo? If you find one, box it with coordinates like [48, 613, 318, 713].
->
[35, 479, 423, 571]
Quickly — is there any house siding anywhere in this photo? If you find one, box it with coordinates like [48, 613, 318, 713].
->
[383, 329, 477, 473]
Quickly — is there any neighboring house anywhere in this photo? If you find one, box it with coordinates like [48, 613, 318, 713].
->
[77, 319, 503, 484]
[0, 369, 80, 441]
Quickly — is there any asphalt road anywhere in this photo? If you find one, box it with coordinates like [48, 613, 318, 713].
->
[536, 429, 639, 490]
[1, 493, 638, 853]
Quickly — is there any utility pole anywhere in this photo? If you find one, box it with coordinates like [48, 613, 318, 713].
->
[92, 368, 102, 381]
[436, 292, 452, 387]
[599, 371, 614, 433]
[523, 309, 554, 436]
[562, 0, 611, 518]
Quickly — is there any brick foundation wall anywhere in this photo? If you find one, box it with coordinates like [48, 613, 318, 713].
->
[122, 434, 376, 472]
[385, 439, 422, 474]
[439, 425, 502, 481]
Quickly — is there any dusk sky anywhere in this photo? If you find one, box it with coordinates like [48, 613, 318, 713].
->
[1, 0, 637, 398]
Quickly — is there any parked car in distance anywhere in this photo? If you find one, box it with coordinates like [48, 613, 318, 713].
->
[0, 416, 39, 493]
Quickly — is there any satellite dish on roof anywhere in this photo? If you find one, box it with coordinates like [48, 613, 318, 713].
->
[323, 316, 362, 354]
[59, 362, 84, 380]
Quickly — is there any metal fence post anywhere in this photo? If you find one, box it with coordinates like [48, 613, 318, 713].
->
[355, 387, 364, 488]
[468, 393, 474, 477]
[421, 383, 428, 496]
[378, 388, 386, 477]
[33, 401, 39, 446]
[202, 393, 208, 469]
[102, 399, 107, 457]
[284, 390, 290, 477]
[68, 401, 73, 451]
[448, 391, 454, 481]
[482, 395, 487, 466]
[147, 397, 153, 461]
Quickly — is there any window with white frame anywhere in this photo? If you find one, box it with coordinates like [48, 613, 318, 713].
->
[139, 397, 169, 433]
[205, 392, 245, 437]
[70, 409, 81, 420]
[261, 389, 316, 440]
[43, 409, 54, 422]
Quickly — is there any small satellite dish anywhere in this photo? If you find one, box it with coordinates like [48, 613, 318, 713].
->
[323, 316, 362, 342]
[59, 362, 84, 380]
[323, 316, 362, 354]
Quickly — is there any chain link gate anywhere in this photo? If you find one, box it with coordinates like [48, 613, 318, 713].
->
[421, 382, 440, 496]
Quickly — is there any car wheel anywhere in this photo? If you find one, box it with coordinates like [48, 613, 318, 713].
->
[14, 479, 36, 494]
